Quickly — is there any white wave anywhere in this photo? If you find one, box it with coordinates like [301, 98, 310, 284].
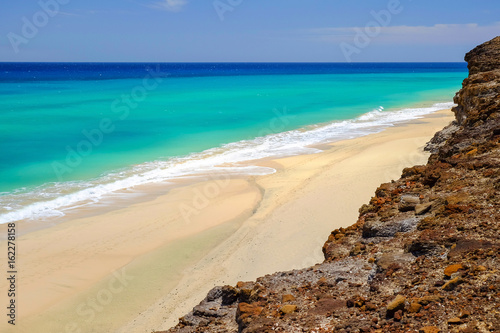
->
[0, 102, 455, 224]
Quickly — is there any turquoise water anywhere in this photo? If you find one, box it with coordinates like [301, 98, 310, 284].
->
[0, 63, 467, 222]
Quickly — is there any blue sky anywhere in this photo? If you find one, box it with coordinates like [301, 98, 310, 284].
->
[1, 0, 499, 62]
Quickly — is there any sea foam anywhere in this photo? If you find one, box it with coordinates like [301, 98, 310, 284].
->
[0, 102, 454, 224]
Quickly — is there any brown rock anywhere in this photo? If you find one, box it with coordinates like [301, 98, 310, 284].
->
[399, 195, 420, 211]
[419, 327, 441, 333]
[416, 295, 443, 305]
[465, 36, 500, 75]
[442, 277, 463, 291]
[236, 302, 264, 324]
[316, 277, 328, 286]
[459, 310, 471, 318]
[279, 304, 297, 314]
[393, 309, 403, 321]
[475, 265, 487, 271]
[308, 298, 346, 316]
[365, 302, 377, 311]
[408, 302, 422, 313]
[354, 297, 365, 307]
[281, 294, 295, 303]
[448, 317, 462, 324]
[386, 295, 406, 317]
[415, 202, 433, 215]
[444, 264, 464, 277]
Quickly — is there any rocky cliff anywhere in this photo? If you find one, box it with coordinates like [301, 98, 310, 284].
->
[160, 37, 500, 333]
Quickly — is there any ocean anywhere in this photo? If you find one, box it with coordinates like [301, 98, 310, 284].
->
[0, 62, 467, 223]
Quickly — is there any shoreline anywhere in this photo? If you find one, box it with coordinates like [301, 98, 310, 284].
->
[0, 102, 454, 227]
[0, 109, 454, 333]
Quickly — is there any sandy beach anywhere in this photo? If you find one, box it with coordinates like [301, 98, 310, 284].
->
[0, 109, 454, 333]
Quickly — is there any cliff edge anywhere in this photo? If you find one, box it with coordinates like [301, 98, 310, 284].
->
[160, 37, 500, 333]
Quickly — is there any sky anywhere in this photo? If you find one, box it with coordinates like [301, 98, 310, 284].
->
[0, 0, 499, 62]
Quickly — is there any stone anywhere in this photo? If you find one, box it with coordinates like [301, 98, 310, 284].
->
[425, 123, 459, 153]
[399, 195, 421, 211]
[206, 287, 223, 302]
[408, 302, 422, 313]
[386, 295, 406, 317]
[442, 277, 463, 291]
[444, 264, 464, 277]
[465, 36, 500, 75]
[365, 302, 377, 311]
[447, 317, 462, 324]
[363, 216, 419, 237]
[193, 303, 223, 317]
[376, 252, 415, 270]
[419, 327, 441, 333]
[281, 294, 295, 303]
[415, 295, 443, 305]
[415, 202, 433, 215]
[279, 304, 297, 314]
[236, 302, 264, 325]
[394, 309, 403, 321]
[220, 286, 239, 305]
[179, 313, 210, 327]
[308, 298, 346, 316]
[459, 310, 471, 318]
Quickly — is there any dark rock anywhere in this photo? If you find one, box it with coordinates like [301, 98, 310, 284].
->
[425, 122, 460, 153]
[206, 287, 223, 302]
[220, 285, 239, 305]
[192, 303, 223, 318]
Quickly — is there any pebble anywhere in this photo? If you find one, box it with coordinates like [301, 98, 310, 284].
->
[444, 264, 464, 277]
[387, 295, 406, 311]
[280, 304, 297, 314]
[442, 277, 463, 291]
[408, 302, 422, 313]
[419, 326, 440, 333]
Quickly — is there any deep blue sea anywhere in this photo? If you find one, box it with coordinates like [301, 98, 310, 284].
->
[0, 62, 467, 223]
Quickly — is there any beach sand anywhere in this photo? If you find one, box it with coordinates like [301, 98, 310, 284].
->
[0, 109, 454, 333]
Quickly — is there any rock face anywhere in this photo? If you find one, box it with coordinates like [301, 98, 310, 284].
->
[465, 36, 500, 75]
[159, 37, 500, 333]
[452, 36, 500, 125]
